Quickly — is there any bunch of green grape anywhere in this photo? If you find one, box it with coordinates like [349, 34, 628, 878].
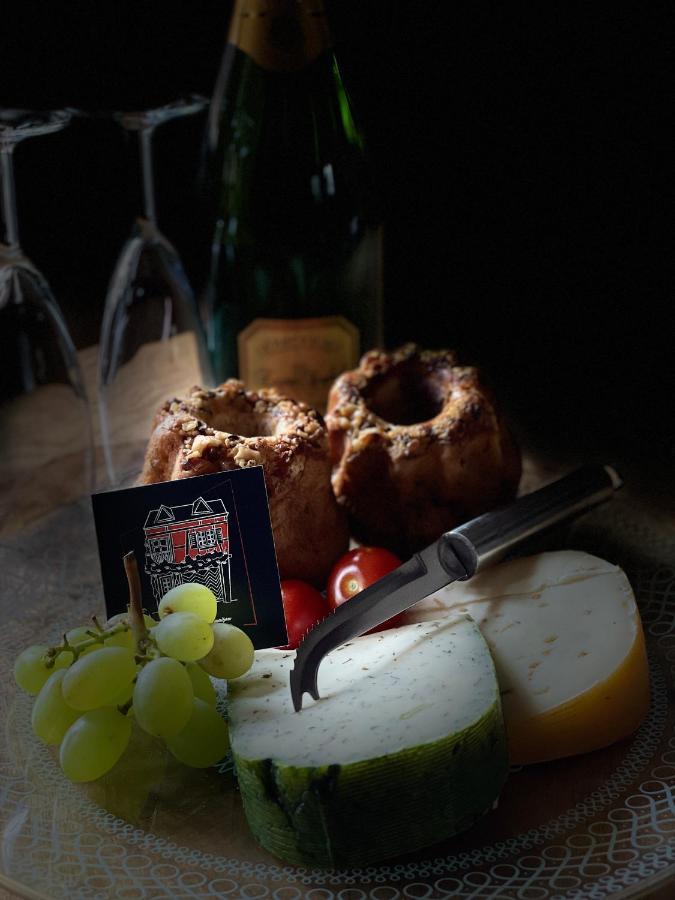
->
[13, 584, 254, 783]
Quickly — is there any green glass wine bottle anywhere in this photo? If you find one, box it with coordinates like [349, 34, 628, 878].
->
[204, 0, 383, 412]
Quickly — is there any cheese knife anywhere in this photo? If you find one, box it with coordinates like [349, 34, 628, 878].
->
[290, 464, 622, 711]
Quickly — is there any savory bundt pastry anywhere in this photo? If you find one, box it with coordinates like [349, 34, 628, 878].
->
[326, 344, 522, 558]
[140, 380, 349, 586]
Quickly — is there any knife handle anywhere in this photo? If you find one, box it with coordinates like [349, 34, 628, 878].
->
[440, 465, 622, 576]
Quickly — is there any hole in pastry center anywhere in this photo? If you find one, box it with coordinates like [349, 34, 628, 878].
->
[364, 369, 446, 425]
[210, 411, 276, 437]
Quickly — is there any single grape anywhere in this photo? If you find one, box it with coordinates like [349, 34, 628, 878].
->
[186, 661, 217, 706]
[133, 657, 193, 738]
[103, 613, 155, 651]
[109, 679, 135, 708]
[199, 623, 254, 680]
[14, 645, 62, 695]
[166, 698, 230, 768]
[62, 647, 136, 711]
[54, 652, 73, 670]
[106, 611, 157, 631]
[66, 625, 103, 657]
[31, 669, 82, 744]
[158, 583, 217, 624]
[59, 707, 132, 782]
[102, 628, 135, 651]
[153, 611, 214, 662]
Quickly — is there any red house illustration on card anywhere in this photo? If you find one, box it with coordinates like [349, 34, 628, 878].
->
[143, 497, 232, 606]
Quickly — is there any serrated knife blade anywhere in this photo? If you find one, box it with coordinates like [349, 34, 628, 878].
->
[289, 464, 622, 711]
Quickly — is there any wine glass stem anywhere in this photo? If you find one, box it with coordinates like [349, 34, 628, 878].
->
[0, 147, 20, 247]
[139, 127, 157, 224]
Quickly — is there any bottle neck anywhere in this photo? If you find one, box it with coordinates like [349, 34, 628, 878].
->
[227, 0, 332, 73]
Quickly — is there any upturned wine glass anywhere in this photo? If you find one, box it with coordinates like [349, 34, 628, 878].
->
[98, 95, 212, 487]
[0, 108, 94, 534]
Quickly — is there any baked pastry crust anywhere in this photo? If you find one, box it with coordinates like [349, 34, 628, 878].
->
[326, 344, 522, 557]
[140, 380, 349, 586]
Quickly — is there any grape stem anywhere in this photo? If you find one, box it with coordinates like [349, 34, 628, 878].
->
[44, 622, 130, 665]
[123, 551, 151, 653]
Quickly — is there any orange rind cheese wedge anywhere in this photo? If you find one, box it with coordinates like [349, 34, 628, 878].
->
[403, 550, 650, 765]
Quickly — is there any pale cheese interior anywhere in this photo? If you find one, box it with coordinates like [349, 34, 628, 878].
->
[408, 551, 641, 721]
[228, 616, 499, 767]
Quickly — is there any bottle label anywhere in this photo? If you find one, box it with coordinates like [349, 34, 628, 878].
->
[228, 0, 332, 73]
[237, 316, 359, 411]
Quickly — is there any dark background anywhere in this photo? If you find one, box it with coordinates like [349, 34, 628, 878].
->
[1, 2, 671, 494]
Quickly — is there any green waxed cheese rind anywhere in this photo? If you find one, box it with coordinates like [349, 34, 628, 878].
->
[232, 697, 508, 868]
[229, 617, 508, 867]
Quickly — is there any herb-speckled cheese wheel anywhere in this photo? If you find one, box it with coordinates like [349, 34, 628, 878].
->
[228, 616, 508, 868]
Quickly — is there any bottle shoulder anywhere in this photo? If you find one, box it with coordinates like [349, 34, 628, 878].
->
[209, 49, 377, 224]
[211, 49, 364, 151]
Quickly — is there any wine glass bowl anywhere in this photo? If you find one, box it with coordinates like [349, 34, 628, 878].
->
[0, 108, 94, 534]
[0, 107, 72, 143]
[113, 94, 208, 133]
[97, 96, 212, 488]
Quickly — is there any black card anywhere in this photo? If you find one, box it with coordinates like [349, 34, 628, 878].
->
[91, 466, 287, 649]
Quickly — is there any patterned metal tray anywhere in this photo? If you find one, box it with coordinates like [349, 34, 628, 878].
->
[1, 490, 675, 900]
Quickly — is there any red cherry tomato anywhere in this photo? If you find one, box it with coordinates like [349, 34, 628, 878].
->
[279, 580, 330, 650]
[326, 546, 404, 633]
